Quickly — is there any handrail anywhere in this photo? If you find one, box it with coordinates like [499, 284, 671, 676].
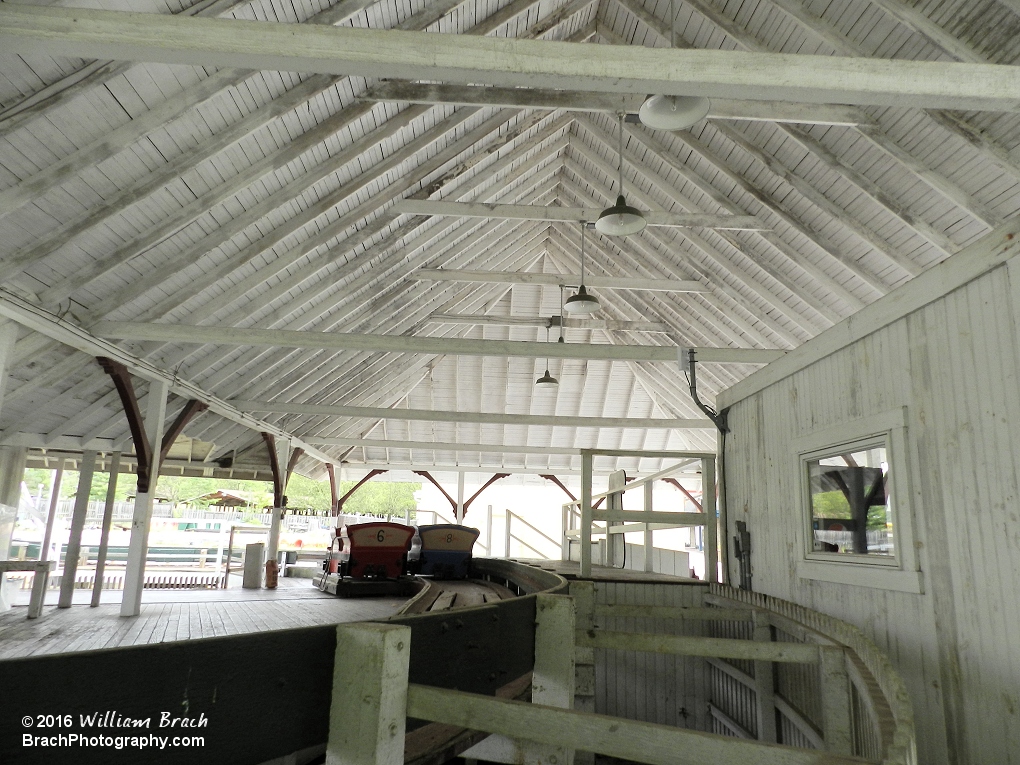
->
[561, 457, 701, 508]
[707, 584, 917, 765]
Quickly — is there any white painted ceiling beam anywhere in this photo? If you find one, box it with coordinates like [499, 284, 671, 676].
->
[550, 183, 793, 349]
[0, 289, 337, 466]
[2, 6, 1020, 111]
[362, 82, 872, 126]
[307, 437, 624, 456]
[614, 0, 958, 260]
[427, 314, 673, 332]
[560, 150, 835, 333]
[411, 268, 711, 292]
[670, 0, 999, 236]
[231, 401, 712, 429]
[393, 200, 766, 229]
[92, 320, 786, 364]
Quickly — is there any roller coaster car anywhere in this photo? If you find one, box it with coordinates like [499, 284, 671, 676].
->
[338, 522, 416, 579]
[317, 522, 419, 598]
[414, 524, 480, 579]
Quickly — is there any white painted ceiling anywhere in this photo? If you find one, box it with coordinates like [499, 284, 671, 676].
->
[0, 0, 1018, 480]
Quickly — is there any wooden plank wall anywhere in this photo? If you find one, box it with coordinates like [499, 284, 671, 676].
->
[722, 262, 1020, 765]
[592, 581, 706, 730]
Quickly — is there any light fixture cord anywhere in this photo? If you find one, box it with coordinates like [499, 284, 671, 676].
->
[579, 220, 587, 288]
[559, 285, 565, 342]
[617, 112, 625, 195]
[670, 0, 676, 49]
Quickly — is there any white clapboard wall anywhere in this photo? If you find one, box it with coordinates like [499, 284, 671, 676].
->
[717, 246, 1020, 764]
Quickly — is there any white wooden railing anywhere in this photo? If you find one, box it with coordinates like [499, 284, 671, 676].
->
[326, 581, 915, 765]
[561, 449, 717, 580]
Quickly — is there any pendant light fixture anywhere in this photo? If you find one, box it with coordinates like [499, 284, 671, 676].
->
[564, 221, 601, 315]
[638, 0, 710, 131]
[535, 326, 559, 388]
[595, 114, 646, 236]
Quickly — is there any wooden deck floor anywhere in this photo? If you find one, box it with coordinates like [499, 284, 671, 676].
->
[0, 576, 406, 659]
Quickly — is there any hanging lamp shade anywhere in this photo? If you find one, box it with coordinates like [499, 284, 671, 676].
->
[535, 368, 559, 388]
[596, 113, 646, 236]
[563, 284, 600, 315]
[595, 194, 646, 236]
[638, 94, 711, 131]
[639, 0, 711, 132]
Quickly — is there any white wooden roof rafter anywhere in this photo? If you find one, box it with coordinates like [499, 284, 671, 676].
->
[0, 0, 1017, 478]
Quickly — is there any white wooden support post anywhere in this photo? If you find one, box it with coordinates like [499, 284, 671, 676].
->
[485, 504, 492, 555]
[58, 449, 96, 608]
[527, 593, 576, 764]
[456, 472, 465, 524]
[267, 437, 290, 565]
[643, 482, 654, 573]
[120, 379, 168, 617]
[40, 461, 64, 562]
[91, 451, 120, 607]
[561, 503, 570, 561]
[703, 456, 718, 584]
[820, 646, 853, 756]
[580, 452, 593, 578]
[752, 610, 778, 743]
[326, 622, 410, 765]
[569, 580, 596, 765]
[505, 510, 512, 558]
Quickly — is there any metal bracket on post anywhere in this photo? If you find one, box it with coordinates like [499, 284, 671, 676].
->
[326, 622, 411, 765]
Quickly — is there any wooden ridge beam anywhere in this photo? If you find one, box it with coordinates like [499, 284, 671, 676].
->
[2, 6, 1020, 111]
[411, 269, 711, 293]
[363, 82, 873, 126]
[394, 200, 766, 229]
[232, 401, 714, 430]
[427, 313, 673, 332]
[92, 320, 785, 364]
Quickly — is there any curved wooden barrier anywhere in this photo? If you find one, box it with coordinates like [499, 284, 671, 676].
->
[0, 559, 566, 765]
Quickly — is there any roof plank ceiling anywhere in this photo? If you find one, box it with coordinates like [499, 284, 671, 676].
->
[0, 0, 1018, 478]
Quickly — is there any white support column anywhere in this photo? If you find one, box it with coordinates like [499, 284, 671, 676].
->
[0, 322, 23, 560]
[326, 622, 411, 765]
[58, 449, 96, 608]
[267, 437, 290, 565]
[820, 646, 853, 755]
[486, 503, 493, 555]
[752, 611, 778, 744]
[569, 580, 596, 765]
[456, 472, 465, 524]
[526, 593, 575, 765]
[580, 453, 593, 578]
[643, 482, 654, 573]
[561, 503, 570, 561]
[40, 461, 64, 562]
[91, 451, 120, 607]
[120, 379, 168, 617]
[504, 510, 512, 558]
[703, 456, 718, 584]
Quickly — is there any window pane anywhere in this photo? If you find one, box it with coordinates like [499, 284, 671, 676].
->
[807, 446, 893, 557]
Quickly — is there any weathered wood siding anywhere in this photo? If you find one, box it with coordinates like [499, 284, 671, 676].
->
[721, 260, 1020, 765]
[592, 581, 706, 730]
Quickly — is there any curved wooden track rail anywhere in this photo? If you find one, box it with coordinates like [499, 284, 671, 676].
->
[0, 559, 567, 765]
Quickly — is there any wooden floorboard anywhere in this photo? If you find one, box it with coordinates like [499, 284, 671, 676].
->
[0, 578, 406, 659]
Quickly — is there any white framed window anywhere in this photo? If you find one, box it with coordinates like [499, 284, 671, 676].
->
[793, 409, 923, 594]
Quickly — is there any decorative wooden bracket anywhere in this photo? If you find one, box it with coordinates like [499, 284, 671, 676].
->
[326, 463, 338, 511]
[413, 470, 458, 513]
[97, 357, 205, 493]
[662, 477, 702, 512]
[336, 469, 387, 515]
[262, 434, 302, 507]
[463, 473, 511, 515]
[540, 474, 576, 502]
